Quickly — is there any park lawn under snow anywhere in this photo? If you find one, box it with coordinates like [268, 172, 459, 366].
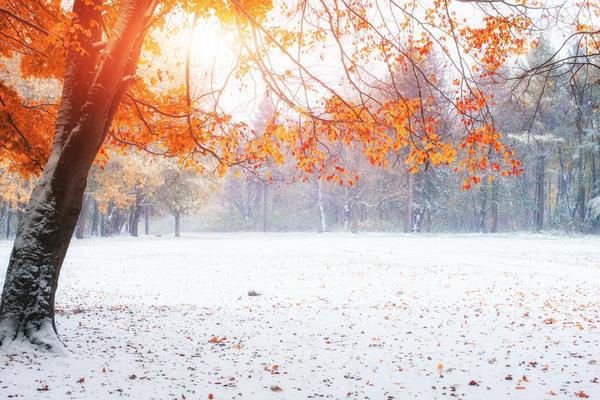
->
[0, 233, 599, 400]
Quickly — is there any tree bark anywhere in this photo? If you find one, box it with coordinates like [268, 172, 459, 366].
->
[317, 179, 327, 233]
[405, 171, 414, 232]
[556, 146, 570, 223]
[129, 195, 141, 237]
[100, 213, 106, 237]
[262, 183, 268, 233]
[412, 207, 423, 232]
[91, 199, 99, 236]
[117, 210, 127, 235]
[534, 154, 545, 231]
[348, 184, 359, 234]
[5, 209, 11, 239]
[75, 194, 89, 239]
[574, 138, 586, 223]
[110, 208, 120, 236]
[144, 206, 150, 235]
[591, 153, 597, 197]
[174, 211, 181, 237]
[479, 180, 488, 233]
[0, 0, 155, 350]
[490, 179, 498, 233]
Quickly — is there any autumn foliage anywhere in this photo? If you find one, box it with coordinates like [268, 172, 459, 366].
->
[0, 0, 595, 189]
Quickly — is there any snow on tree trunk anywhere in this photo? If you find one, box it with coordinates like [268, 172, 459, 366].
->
[534, 154, 545, 231]
[317, 179, 326, 233]
[0, 0, 155, 351]
[412, 207, 423, 233]
[0, 143, 93, 350]
[175, 211, 181, 237]
[574, 134, 586, 223]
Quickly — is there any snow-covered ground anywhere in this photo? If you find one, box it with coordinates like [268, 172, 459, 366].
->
[1, 233, 599, 399]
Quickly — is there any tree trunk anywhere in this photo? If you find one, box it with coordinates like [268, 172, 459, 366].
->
[479, 180, 488, 233]
[117, 211, 127, 234]
[262, 183, 268, 233]
[130, 197, 141, 237]
[75, 194, 89, 239]
[471, 192, 478, 231]
[591, 153, 597, 197]
[100, 213, 106, 237]
[317, 179, 327, 233]
[111, 208, 120, 236]
[405, 171, 414, 232]
[556, 147, 569, 224]
[534, 154, 545, 231]
[144, 206, 150, 235]
[91, 199, 99, 236]
[574, 140, 586, 223]
[412, 207, 423, 232]
[5, 209, 11, 239]
[348, 184, 359, 234]
[174, 211, 181, 237]
[0, 0, 155, 350]
[490, 179, 498, 233]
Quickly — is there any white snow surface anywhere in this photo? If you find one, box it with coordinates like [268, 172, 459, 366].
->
[1, 233, 599, 399]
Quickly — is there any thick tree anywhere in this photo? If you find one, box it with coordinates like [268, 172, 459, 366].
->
[0, 0, 158, 349]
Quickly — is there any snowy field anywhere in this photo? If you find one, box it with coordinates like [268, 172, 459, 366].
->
[1, 233, 599, 399]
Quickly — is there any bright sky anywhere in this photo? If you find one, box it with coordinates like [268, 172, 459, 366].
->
[146, 0, 590, 126]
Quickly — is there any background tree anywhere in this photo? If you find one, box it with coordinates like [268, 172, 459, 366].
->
[160, 165, 216, 237]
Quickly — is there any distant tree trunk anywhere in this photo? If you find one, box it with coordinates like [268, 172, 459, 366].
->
[591, 153, 597, 196]
[350, 203, 359, 233]
[343, 187, 351, 230]
[546, 174, 553, 222]
[471, 192, 478, 231]
[479, 180, 488, 233]
[405, 171, 414, 232]
[75, 194, 89, 239]
[5, 209, 11, 239]
[574, 140, 586, 223]
[91, 199, 99, 236]
[412, 207, 423, 232]
[100, 213, 106, 237]
[144, 206, 150, 235]
[117, 210, 127, 234]
[534, 154, 545, 231]
[129, 194, 141, 237]
[556, 147, 570, 223]
[111, 208, 120, 236]
[317, 179, 327, 233]
[130, 205, 141, 237]
[349, 185, 359, 234]
[174, 211, 181, 237]
[490, 179, 498, 233]
[0, 0, 155, 349]
[262, 183, 268, 233]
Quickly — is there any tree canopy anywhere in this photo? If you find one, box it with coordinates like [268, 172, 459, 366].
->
[4, 0, 595, 185]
